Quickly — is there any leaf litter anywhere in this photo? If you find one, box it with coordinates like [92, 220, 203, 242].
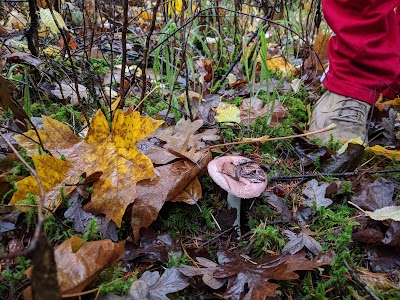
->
[2, 1, 400, 299]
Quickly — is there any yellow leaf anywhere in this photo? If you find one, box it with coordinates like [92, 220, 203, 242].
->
[43, 45, 62, 56]
[368, 145, 400, 160]
[140, 11, 150, 20]
[39, 8, 68, 34]
[266, 55, 296, 76]
[12, 109, 164, 226]
[215, 102, 241, 124]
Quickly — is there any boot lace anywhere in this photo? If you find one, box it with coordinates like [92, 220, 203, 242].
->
[331, 98, 367, 125]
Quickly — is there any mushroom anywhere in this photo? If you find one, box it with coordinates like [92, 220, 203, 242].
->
[207, 156, 268, 234]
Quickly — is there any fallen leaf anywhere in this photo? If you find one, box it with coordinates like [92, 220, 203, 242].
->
[282, 228, 322, 255]
[215, 102, 241, 124]
[154, 118, 219, 163]
[172, 177, 202, 205]
[240, 97, 268, 125]
[129, 229, 182, 263]
[131, 152, 211, 240]
[266, 55, 296, 76]
[0, 75, 28, 130]
[362, 206, 400, 222]
[51, 83, 88, 106]
[178, 257, 226, 289]
[39, 8, 68, 34]
[129, 268, 189, 300]
[302, 179, 333, 208]
[351, 178, 395, 211]
[368, 145, 400, 160]
[26, 236, 125, 294]
[64, 190, 118, 241]
[181, 250, 331, 299]
[5, 52, 43, 68]
[12, 109, 163, 226]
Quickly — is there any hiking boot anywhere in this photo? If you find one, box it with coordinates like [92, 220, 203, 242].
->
[309, 91, 371, 144]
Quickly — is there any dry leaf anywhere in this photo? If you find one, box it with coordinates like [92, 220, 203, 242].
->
[266, 55, 296, 76]
[363, 206, 400, 222]
[129, 268, 189, 300]
[282, 228, 322, 255]
[368, 145, 400, 160]
[12, 109, 163, 226]
[172, 177, 202, 205]
[215, 102, 241, 124]
[302, 179, 333, 208]
[154, 118, 219, 163]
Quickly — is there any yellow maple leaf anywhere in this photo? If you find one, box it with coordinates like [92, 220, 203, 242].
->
[215, 102, 241, 124]
[368, 145, 400, 160]
[12, 109, 164, 226]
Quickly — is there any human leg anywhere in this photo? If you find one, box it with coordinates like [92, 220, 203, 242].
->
[309, 0, 400, 143]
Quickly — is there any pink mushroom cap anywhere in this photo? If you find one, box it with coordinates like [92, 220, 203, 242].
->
[207, 155, 268, 199]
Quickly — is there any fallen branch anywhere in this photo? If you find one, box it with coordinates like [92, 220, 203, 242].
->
[210, 124, 336, 149]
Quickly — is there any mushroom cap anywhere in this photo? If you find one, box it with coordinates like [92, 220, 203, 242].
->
[207, 155, 267, 199]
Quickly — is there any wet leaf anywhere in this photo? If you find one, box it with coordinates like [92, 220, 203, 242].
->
[302, 179, 332, 208]
[179, 257, 226, 290]
[64, 190, 118, 241]
[351, 178, 395, 211]
[320, 143, 365, 173]
[129, 267, 189, 300]
[12, 109, 163, 226]
[51, 83, 88, 106]
[239, 98, 268, 125]
[209, 250, 330, 299]
[266, 55, 296, 76]
[131, 229, 182, 263]
[0, 75, 28, 130]
[25, 236, 124, 294]
[282, 228, 322, 255]
[366, 246, 400, 274]
[5, 52, 43, 68]
[131, 153, 211, 241]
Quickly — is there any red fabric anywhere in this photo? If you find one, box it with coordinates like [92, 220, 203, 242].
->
[322, 0, 400, 104]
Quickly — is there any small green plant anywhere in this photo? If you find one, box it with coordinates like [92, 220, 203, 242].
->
[251, 223, 285, 257]
[83, 218, 101, 241]
[19, 193, 38, 231]
[45, 214, 74, 244]
[0, 256, 30, 298]
[165, 252, 189, 268]
[95, 266, 134, 296]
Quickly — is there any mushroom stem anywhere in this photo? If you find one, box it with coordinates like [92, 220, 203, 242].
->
[227, 193, 241, 235]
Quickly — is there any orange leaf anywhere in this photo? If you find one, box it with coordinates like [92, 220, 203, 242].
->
[26, 236, 125, 294]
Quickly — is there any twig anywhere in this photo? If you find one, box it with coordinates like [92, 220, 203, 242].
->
[344, 260, 381, 300]
[26, 0, 38, 56]
[43, 0, 90, 126]
[209, 124, 335, 149]
[138, 0, 162, 112]
[118, 0, 129, 107]
[131, 85, 160, 112]
[270, 168, 400, 182]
